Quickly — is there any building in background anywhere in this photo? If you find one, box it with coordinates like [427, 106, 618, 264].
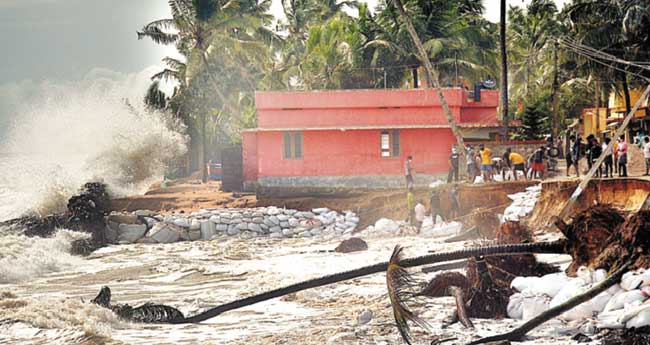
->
[582, 89, 650, 140]
[241, 88, 510, 190]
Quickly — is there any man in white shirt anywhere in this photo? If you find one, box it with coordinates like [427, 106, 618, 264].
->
[414, 201, 426, 234]
[643, 137, 650, 176]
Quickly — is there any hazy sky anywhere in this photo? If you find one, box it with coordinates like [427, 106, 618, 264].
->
[0, 0, 570, 85]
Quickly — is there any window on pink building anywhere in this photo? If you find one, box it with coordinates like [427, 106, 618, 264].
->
[283, 132, 303, 159]
[380, 129, 400, 157]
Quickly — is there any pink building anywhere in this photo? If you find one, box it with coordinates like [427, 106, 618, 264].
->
[242, 88, 502, 189]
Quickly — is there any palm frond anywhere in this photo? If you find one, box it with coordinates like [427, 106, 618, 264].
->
[137, 26, 179, 45]
[386, 245, 431, 345]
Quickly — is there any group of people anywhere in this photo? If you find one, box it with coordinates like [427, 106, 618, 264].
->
[565, 134, 650, 178]
[448, 144, 548, 182]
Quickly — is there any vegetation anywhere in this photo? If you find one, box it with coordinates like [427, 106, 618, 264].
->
[138, 0, 650, 176]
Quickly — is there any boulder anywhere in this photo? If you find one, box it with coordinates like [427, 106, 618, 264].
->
[153, 215, 164, 221]
[284, 209, 297, 215]
[249, 223, 263, 233]
[282, 229, 294, 237]
[227, 227, 241, 236]
[335, 238, 368, 253]
[298, 231, 312, 238]
[134, 209, 154, 217]
[117, 223, 147, 243]
[280, 221, 290, 228]
[277, 214, 289, 222]
[148, 223, 181, 243]
[200, 220, 216, 240]
[237, 222, 248, 231]
[143, 217, 158, 229]
[188, 230, 202, 241]
[252, 217, 264, 224]
[108, 213, 139, 225]
[173, 218, 190, 228]
[310, 228, 322, 237]
[269, 216, 280, 225]
[216, 224, 228, 232]
[209, 215, 220, 223]
[189, 219, 201, 230]
[266, 206, 280, 215]
[269, 226, 282, 233]
[104, 224, 118, 243]
[288, 218, 299, 227]
[270, 232, 283, 239]
[312, 207, 329, 214]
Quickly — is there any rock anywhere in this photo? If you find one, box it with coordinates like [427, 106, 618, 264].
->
[263, 218, 275, 227]
[346, 216, 360, 224]
[277, 214, 289, 222]
[200, 220, 216, 240]
[312, 207, 329, 214]
[269, 216, 280, 225]
[153, 215, 164, 221]
[270, 232, 283, 239]
[108, 213, 139, 225]
[230, 218, 242, 225]
[252, 212, 264, 218]
[189, 219, 201, 230]
[136, 237, 157, 244]
[270, 226, 282, 233]
[163, 214, 174, 222]
[301, 212, 315, 219]
[173, 218, 190, 228]
[298, 231, 312, 238]
[188, 230, 201, 241]
[221, 218, 231, 224]
[259, 223, 269, 231]
[357, 310, 373, 325]
[284, 209, 297, 215]
[216, 224, 228, 232]
[266, 206, 280, 215]
[230, 212, 242, 219]
[104, 224, 118, 243]
[117, 223, 147, 243]
[280, 221, 290, 228]
[134, 209, 154, 217]
[143, 217, 158, 229]
[249, 223, 263, 233]
[288, 218, 299, 227]
[220, 212, 232, 219]
[209, 215, 220, 223]
[335, 237, 368, 253]
[227, 227, 241, 236]
[310, 228, 322, 236]
[237, 222, 248, 231]
[252, 217, 264, 224]
[147, 223, 180, 243]
[345, 221, 358, 228]
[282, 229, 294, 237]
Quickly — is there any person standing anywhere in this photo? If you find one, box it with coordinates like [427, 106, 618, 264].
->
[613, 139, 619, 174]
[566, 135, 575, 177]
[617, 136, 628, 177]
[571, 136, 583, 177]
[449, 184, 461, 220]
[466, 146, 477, 183]
[602, 137, 613, 178]
[405, 156, 414, 188]
[508, 149, 527, 181]
[447, 147, 460, 183]
[531, 146, 547, 180]
[591, 138, 602, 177]
[585, 134, 595, 171]
[429, 189, 443, 222]
[406, 186, 415, 225]
[414, 200, 426, 233]
[644, 136, 650, 176]
[478, 144, 493, 182]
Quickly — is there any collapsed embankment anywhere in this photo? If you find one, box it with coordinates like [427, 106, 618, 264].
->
[527, 178, 650, 229]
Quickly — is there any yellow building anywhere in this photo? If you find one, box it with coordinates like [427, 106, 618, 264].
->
[582, 89, 650, 140]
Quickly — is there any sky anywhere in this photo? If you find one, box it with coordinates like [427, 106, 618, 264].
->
[0, 0, 570, 86]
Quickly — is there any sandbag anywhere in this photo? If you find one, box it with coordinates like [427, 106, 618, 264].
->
[522, 295, 550, 321]
[507, 293, 524, 320]
[604, 288, 650, 312]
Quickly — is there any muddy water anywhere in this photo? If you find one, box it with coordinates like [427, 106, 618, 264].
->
[0, 230, 584, 345]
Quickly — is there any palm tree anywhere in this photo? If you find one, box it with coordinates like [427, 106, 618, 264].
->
[499, 0, 508, 135]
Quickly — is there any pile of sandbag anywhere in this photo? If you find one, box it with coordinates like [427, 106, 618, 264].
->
[503, 185, 541, 222]
[507, 266, 650, 330]
[358, 217, 462, 238]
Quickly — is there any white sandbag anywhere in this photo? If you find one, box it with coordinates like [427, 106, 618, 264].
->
[474, 176, 484, 184]
[421, 221, 462, 238]
[622, 271, 645, 291]
[562, 290, 612, 321]
[374, 218, 400, 233]
[429, 180, 445, 188]
[507, 293, 524, 320]
[493, 174, 504, 182]
[576, 266, 595, 284]
[627, 309, 650, 329]
[604, 288, 650, 312]
[617, 300, 648, 324]
[523, 296, 550, 321]
[597, 309, 626, 329]
[550, 278, 589, 308]
[511, 276, 540, 293]
[533, 273, 572, 298]
[640, 270, 650, 287]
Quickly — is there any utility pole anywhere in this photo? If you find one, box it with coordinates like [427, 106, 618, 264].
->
[499, 0, 509, 138]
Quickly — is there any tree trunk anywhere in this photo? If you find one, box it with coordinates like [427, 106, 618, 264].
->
[499, 0, 509, 137]
[621, 72, 632, 115]
[392, 0, 466, 155]
[412, 67, 419, 88]
[200, 114, 207, 183]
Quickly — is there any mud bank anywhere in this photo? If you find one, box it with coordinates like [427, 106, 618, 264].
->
[528, 178, 650, 228]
